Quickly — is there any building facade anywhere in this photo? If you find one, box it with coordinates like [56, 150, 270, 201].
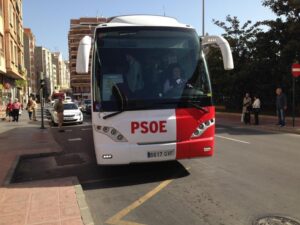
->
[68, 17, 106, 100]
[35, 46, 54, 99]
[1, 0, 25, 117]
[23, 28, 36, 96]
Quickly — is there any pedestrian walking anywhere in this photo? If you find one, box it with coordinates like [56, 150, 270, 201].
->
[275, 87, 287, 127]
[12, 98, 21, 122]
[252, 95, 261, 125]
[26, 97, 34, 120]
[6, 100, 13, 122]
[54, 96, 64, 132]
[242, 93, 252, 124]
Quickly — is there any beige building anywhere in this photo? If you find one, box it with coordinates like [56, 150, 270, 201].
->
[35, 46, 54, 98]
[23, 28, 36, 95]
[52, 52, 71, 93]
[68, 17, 106, 100]
[62, 60, 70, 90]
[1, 0, 25, 117]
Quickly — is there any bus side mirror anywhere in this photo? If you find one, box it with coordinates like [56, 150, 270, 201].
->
[76, 36, 92, 74]
[202, 35, 234, 70]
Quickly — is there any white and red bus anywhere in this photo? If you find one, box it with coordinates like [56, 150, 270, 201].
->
[76, 15, 233, 165]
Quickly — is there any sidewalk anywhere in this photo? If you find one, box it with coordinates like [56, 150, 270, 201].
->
[0, 115, 86, 225]
[217, 111, 300, 135]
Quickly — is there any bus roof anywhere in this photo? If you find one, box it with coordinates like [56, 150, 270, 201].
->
[96, 15, 193, 29]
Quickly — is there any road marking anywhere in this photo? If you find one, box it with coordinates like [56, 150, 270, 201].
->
[216, 135, 250, 144]
[105, 179, 173, 225]
[68, 138, 82, 142]
[81, 128, 92, 131]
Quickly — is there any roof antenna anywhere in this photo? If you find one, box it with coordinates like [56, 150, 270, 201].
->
[163, 5, 166, 16]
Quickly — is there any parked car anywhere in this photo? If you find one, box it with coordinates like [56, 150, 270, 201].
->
[85, 102, 92, 114]
[51, 102, 83, 125]
[80, 99, 91, 113]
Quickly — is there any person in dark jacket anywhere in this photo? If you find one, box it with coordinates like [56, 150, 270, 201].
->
[275, 88, 287, 127]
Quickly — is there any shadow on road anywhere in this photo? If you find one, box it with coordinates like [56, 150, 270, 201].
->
[82, 161, 190, 190]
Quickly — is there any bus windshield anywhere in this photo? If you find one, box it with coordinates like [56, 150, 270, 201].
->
[93, 27, 212, 111]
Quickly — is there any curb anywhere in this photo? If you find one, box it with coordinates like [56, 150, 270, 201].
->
[3, 155, 20, 186]
[73, 177, 95, 225]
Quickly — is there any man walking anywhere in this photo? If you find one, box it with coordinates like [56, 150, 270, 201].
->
[276, 88, 287, 127]
[54, 97, 64, 132]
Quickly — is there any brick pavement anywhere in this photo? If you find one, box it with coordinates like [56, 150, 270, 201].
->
[0, 114, 85, 225]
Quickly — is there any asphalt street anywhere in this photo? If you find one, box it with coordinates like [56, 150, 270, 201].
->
[12, 115, 300, 225]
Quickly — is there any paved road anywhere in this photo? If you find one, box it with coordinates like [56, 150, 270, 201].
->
[12, 118, 300, 225]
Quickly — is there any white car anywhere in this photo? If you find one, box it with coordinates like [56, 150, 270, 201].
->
[51, 102, 83, 125]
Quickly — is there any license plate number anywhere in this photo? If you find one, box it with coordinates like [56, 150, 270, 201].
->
[64, 117, 74, 120]
[147, 150, 174, 158]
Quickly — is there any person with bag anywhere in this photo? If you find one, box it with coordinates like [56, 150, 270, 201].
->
[242, 93, 252, 124]
[54, 96, 64, 132]
[12, 98, 21, 122]
[32, 98, 37, 121]
[26, 97, 34, 120]
[252, 95, 261, 125]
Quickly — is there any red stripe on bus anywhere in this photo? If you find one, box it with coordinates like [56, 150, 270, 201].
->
[175, 107, 215, 159]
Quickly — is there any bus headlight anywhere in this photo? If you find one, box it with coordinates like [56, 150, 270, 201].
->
[191, 118, 215, 138]
[94, 125, 128, 142]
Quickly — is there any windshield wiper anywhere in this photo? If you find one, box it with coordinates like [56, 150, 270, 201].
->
[103, 110, 125, 119]
[186, 101, 209, 113]
[103, 84, 127, 119]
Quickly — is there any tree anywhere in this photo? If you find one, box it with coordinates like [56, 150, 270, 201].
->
[208, 0, 300, 112]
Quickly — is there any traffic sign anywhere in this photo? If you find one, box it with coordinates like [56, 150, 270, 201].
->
[292, 63, 300, 77]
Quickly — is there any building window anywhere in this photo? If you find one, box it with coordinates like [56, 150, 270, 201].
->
[9, 2, 14, 27]
[0, 0, 3, 17]
[15, 46, 17, 66]
[10, 41, 14, 63]
[0, 34, 3, 56]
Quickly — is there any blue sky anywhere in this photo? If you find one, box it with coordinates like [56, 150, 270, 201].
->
[23, 0, 276, 60]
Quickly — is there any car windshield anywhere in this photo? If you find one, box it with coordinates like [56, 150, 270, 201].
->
[84, 100, 91, 104]
[93, 27, 212, 111]
[64, 104, 78, 110]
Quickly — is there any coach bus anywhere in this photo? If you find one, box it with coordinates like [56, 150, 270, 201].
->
[76, 15, 233, 165]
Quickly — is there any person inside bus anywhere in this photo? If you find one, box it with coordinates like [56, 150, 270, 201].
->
[125, 54, 144, 93]
[163, 64, 186, 94]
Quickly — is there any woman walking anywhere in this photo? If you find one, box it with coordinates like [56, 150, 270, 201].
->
[6, 100, 13, 122]
[26, 98, 34, 120]
[12, 98, 21, 122]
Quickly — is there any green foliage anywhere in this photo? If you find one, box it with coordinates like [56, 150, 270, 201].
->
[14, 79, 27, 89]
[208, 1, 300, 113]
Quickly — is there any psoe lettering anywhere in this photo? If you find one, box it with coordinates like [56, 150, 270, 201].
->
[131, 121, 167, 134]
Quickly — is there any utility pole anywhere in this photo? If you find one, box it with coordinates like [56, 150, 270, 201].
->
[202, 0, 205, 36]
[40, 74, 46, 129]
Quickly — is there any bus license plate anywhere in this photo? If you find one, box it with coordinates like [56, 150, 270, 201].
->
[147, 150, 174, 158]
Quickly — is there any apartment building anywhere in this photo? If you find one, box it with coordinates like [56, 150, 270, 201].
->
[0, 0, 25, 117]
[68, 17, 106, 100]
[62, 60, 70, 91]
[24, 28, 36, 95]
[35, 46, 54, 98]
